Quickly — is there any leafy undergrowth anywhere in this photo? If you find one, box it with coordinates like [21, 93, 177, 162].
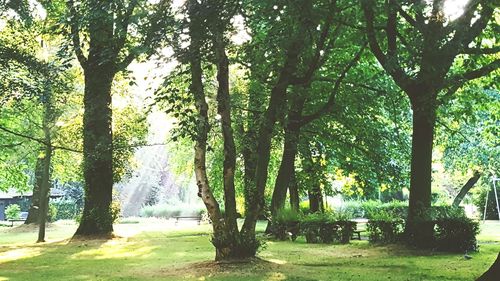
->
[0, 219, 499, 281]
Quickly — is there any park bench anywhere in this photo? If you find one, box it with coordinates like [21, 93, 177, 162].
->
[173, 216, 202, 225]
[351, 218, 368, 240]
[8, 219, 26, 227]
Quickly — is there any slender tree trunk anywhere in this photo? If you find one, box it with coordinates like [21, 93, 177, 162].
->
[37, 144, 52, 242]
[453, 171, 481, 207]
[213, 26, 239, 240]
[289, 172, 300, 212]
[75, 66, 115, 236]
[242, 88, 261, 215]
[301, 143, 324, 213]
[189, 35, 225, 258]
[25, 154, 43, 224]
[270, 97, 304, 217]
[37, 91, 53, 243]
[187, 0, 246, 261]
[405, 91, 437, 247]
[241, 42, 303, 238]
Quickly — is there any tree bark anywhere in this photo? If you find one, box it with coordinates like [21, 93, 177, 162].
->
[241, 41, 303, 238]
[453, 171, 481, 207]
[188, 0, 250, 261]
[405, 91, 437, 247]
[213, 24, 239, 239]
[75, 66, 115, 236]
[73, 2, 117, 237]
[242, 88, 261, 215]
[301, 142, 324, 213]
[25, 154, 43, 224]
[477, 252, 500, 281]
[269, 96, 304, 217]
[37, 89, 53, 243]
[37, 143, 52, 242]
[289, 172, 300, 212]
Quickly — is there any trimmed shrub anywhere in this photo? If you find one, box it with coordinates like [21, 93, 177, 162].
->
[434, 207, 479, 252]
[300, 212, 354, 244]
[272, 208, 302, 241]
[367, 211, 404, 243]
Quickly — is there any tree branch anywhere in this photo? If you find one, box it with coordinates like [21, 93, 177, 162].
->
[300, 42, 367, 125]
[448, 58, 500, 88]
[362, 0, 412, 90]
[67, 0, 88, 69]
[114, 0, 139, 53]
[463, 46, 500, 55]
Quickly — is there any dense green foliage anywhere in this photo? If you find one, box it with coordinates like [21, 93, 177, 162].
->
[0, 0, 498, 269]
[5, 204, 21, 220]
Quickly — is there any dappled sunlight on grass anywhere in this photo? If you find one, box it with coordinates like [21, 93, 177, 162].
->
[0, 219, 498, 280]
[70, 239, 157, 260]
[265, 272, 287, 281]
[0, 247, 42, 263]
[267, 258, 287, 265]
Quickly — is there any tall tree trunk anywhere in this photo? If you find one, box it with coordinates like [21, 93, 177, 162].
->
[453, 171, 481, 207]
[301, 142, 324, 213]
[187, 0, 245, 261]
[75, 66, 115, 236]
[37, 90, 53, 243]
[269, 96, 305, 226]
[37, 144, 52, 242]
[73, 0, 117, 237]
[406, 91, 437, 247]
[25, 154, 43, 224]
[213, 26, 239, 241]
[190, 35, 225, 259]
[289, 172, 300, 212]
[241, 42, 303, 238]
[242, 86, 261, 215]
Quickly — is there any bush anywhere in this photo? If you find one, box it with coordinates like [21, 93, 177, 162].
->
[339, 200, 408, 220]
[211, 232, 264, 259]
[367, 211, 404, 244]
[434, 209, 479, 252]
[300, 212, 354, 244]
[272, 208, 302, 240]
[52, 198, 82, 220]
[47, 203, 58, 222]
[300, 213, 332, 243]
[5, 204, 21, 220]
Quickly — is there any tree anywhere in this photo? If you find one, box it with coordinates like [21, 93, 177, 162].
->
[63, 0, 172, 236]
[361, 0, 499, 246]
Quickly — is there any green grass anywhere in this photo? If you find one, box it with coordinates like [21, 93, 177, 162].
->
[0, 219, 499, 281]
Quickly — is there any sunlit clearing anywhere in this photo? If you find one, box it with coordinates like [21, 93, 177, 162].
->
[71, 240, 156, 260]
[0, 248, 42, 263]
[444, 0, 469, 21]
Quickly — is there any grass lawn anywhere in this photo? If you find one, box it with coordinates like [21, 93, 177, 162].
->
[0, 219, 499, 281]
